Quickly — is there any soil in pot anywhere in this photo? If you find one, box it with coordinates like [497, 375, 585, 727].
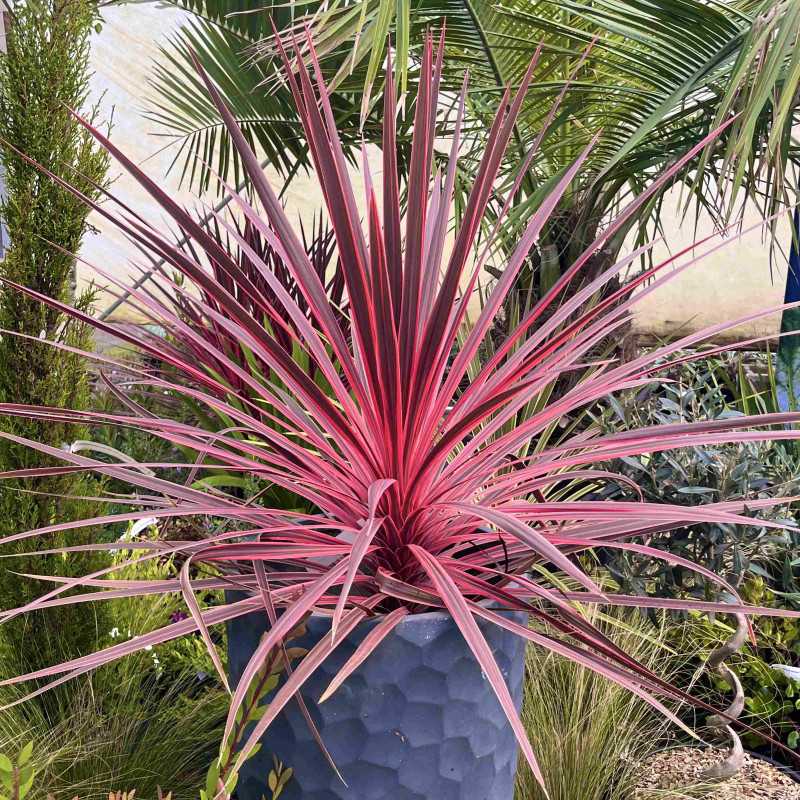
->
[633, 748, 799, 799]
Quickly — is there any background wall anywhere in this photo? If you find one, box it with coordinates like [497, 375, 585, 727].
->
[84, 3, 791, 344]
[629, 193, 789, 344]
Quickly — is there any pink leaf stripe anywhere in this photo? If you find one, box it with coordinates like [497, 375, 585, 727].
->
[410, 545, 546, 788]
[319, 607, 409, 703]
[180, 555, 231, 693]
[332, 478, 395, 638]
[1, 29, 800, 789]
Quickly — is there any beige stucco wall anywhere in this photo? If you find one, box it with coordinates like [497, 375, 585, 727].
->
[85, 2, 386, 324]
[84, 3, 791, 345]
[627, 194, 789, 344]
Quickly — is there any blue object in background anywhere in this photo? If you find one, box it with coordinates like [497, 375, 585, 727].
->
[776, 196, 800, 412]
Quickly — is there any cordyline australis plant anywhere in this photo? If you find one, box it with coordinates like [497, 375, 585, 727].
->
[4, 29, 800, 789]
[161, 212, 347, 409]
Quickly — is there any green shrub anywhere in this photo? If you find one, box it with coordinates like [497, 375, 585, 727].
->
[0, 532, 304, 800]
[591, 353, 800, 757]
[0, 0, 111, 672]
[0, 529, 228, 800]
[0, 743, 34, 800]
[593, 352, 799, 605]
[104, 527, 227, 686]
[675, 578, 800, 753]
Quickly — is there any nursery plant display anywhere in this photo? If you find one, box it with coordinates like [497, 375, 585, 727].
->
[6, 30, 800, 800]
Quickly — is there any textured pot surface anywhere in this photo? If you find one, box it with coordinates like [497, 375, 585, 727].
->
[227, 605, 528, 800]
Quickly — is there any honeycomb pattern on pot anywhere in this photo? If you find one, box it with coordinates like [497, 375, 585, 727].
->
[228, 606, 528, 800]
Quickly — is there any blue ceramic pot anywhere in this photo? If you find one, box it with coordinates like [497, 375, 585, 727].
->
[227, 604, 528, 800]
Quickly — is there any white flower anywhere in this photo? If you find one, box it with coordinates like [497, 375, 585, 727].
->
[109, 627, 120, 638]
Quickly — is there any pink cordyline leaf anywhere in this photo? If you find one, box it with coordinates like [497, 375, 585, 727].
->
[332, 478, 395, 638]
[544, 592, 800, 619]
[410, 544, 546, 788]
[233, 601, 375, 773]
[220, 557, 350, 747]
[2, 28, 800, 785]
[319, 606, 409, 703]
[180, 554, 231, 693]
[0, 594, 265, 688]
[446, 502, 605, 595]
[251, 560, 344, 784]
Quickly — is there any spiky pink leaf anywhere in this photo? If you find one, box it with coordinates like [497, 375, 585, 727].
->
[409, 544, 546, 789]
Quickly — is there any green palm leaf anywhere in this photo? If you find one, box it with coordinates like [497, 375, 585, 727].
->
[139, 0, 394, 191]
[137, 0, 799, 272]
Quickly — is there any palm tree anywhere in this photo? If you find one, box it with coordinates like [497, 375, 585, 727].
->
[145, 0, 423, 196]
[145, 0, 800, 284]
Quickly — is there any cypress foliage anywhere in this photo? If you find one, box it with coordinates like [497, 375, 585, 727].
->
[0, 0, 110, 673]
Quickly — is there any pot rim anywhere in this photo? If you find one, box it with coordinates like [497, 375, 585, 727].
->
[304, 597, 518, 624]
